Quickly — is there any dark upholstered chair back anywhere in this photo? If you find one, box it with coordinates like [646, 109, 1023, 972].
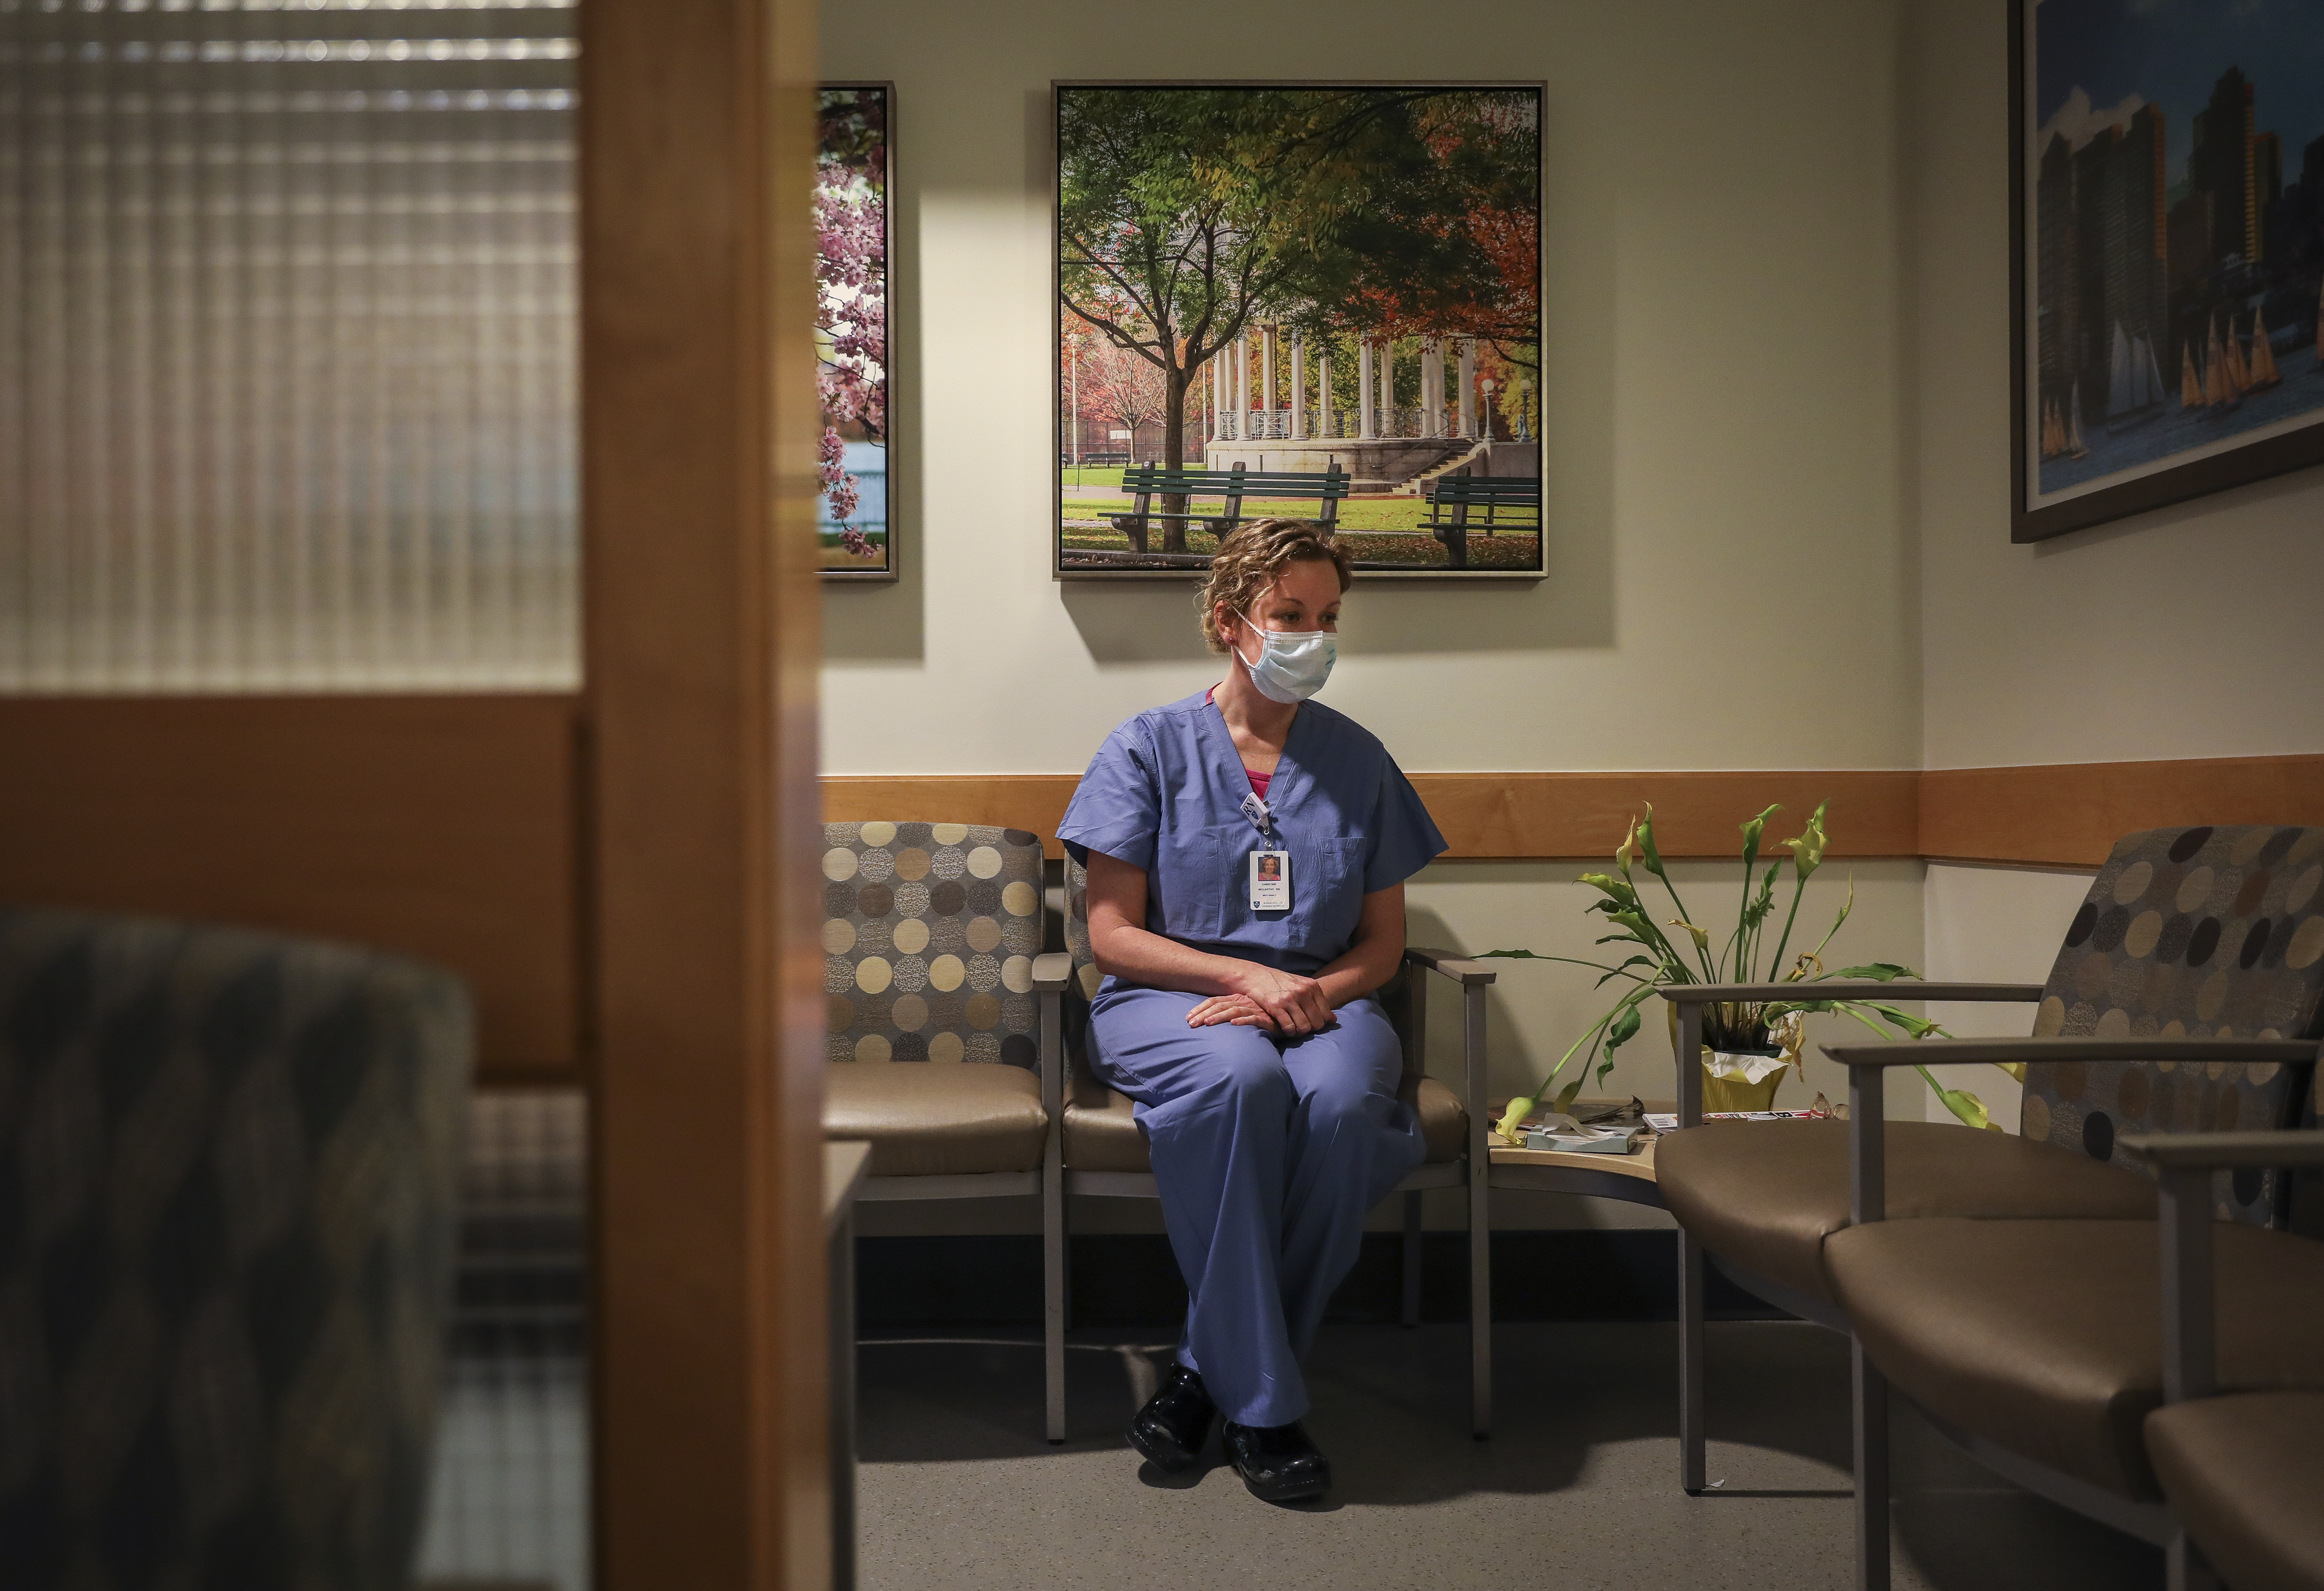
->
[822, 823, 1046, 1068]
[2023, 825, 2324, 1225]
[0, 907, 471, 1591]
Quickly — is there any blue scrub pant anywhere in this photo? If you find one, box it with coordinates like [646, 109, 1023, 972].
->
[1087, 985, 1427, 1428]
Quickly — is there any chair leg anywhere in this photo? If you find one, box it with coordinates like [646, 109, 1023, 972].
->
[1400, 1189, 1423, 1328]
[1468, 1162, 1491, 1439]
[1679, 1228, 1706, 1494]
[2166, 1528, 2217, 1591]
[1853, 1336, 1891, 1591]
[1043, 1165, 1066, 1444]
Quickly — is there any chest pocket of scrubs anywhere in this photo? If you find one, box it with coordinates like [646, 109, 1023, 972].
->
[1156, 823, 1239, 942]
[1314, 833, 1371, 947]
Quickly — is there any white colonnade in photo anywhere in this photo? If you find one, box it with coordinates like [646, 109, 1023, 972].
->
[1417, 338, 1429, 436]
[1356, 334, 1375, 440]
[1260, 323, 1276, 424]
[1458, 338, 1476, 438]
[1366, 334, 1385, 434]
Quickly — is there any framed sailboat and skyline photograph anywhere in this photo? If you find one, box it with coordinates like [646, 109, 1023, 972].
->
[2011, 0, 2324, 543]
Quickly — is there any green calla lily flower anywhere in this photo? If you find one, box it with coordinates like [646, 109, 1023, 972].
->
[1782, 798, 1830, 880]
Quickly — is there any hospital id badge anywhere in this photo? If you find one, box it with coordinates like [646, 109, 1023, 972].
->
[1249, 849, 1291, 911]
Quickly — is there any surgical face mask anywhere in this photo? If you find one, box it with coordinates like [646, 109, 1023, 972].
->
[1234, 609, 1337, 704]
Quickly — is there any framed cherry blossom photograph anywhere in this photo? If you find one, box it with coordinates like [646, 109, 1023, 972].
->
[819, 83, 893, 580]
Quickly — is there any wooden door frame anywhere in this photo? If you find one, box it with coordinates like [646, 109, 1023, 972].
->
[582, 0, 826, 1583]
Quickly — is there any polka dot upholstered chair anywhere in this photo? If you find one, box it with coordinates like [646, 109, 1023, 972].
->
[816, 822, 1073, 1441]
[1809, 825, 2324, 1588]
[1059, 851, 1502, 1437]
[2019, 823, 2324, 1225]
[0, 907, 472, 1591]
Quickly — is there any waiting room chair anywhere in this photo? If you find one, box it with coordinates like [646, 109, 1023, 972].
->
[1654, 823, 2324, 1512]
[0, 906, 473, 1590]
[2133, 1133, 2324, 1591]
[817, 822, 1073, 1439]
[1054, 854, 1496, 1438]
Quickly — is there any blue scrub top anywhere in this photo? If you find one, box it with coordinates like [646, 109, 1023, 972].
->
[1057, 691, 1447, 975]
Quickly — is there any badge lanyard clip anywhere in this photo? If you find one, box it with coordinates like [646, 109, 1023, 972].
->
[1239, 791, 1276, 846]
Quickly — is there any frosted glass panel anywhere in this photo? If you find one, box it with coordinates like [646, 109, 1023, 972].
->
[420, 1088, 591, 1591]
[0, 0, 578, 692]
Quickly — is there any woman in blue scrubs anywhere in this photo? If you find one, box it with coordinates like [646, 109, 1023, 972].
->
[1057, 520, 1447, 1502]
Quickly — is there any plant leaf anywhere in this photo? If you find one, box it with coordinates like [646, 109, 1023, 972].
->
[1855, 1000, 1944, 1040]
[1605, 1002, 1642, 1051]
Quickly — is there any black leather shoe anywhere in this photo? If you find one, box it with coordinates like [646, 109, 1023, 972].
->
[1126, 1364, 1216, 1472]
[1223, 1420, 1331, 1502]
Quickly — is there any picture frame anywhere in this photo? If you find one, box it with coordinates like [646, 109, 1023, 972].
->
[1053, 81, 1547, 580]
[819, 81, 896, 581]
[2011, 1, 2324, 544]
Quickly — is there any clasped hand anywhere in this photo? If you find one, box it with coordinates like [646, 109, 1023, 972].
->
[1185, 966, 1335, 1035]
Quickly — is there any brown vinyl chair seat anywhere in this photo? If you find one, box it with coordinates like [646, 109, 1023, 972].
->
[2146, 1392, 2324, 1591]
[1654, 1117, 2157, 1304]
[1064, 1069, 1468, 1174]
[1824, 1218, 2324, 1499]
[823, 1062, 1049, 1178]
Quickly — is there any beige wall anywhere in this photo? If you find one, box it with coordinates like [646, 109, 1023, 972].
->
[1906, 0, 2324, 771]
[819, 0, 1919, 776]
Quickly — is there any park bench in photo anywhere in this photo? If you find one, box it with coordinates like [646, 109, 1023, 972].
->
[1108, 461, 1351, 554]
[1418, 474, 1541, 570]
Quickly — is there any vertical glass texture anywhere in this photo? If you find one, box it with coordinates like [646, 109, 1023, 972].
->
[0, 0, 578, 691]
[420, 1088, 591, 1591]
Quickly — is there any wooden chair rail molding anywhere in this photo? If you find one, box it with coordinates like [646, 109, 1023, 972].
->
[825, 756, 2324, 867]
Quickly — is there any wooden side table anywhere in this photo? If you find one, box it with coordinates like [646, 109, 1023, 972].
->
[1485, 1097, 1669, 1208]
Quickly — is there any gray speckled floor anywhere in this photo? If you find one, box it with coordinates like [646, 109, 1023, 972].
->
[855, 1322, 2160, 1591]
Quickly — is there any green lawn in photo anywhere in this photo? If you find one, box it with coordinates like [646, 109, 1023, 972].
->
[1057, 491, 1435, 534]
[1058, 500, 1539, 569]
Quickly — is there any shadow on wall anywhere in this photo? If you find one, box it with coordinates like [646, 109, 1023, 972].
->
[1404, 898, 1544, 1099]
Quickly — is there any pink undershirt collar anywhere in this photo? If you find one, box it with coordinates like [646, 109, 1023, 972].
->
[1207, 686, 1273, 800]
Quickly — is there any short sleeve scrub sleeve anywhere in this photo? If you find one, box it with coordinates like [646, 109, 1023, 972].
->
[1057, 692, 1446, 978]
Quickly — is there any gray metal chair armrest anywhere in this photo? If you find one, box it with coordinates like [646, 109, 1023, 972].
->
[2118, 1131, 2324, 1410]
[1031, 951, 1072, 994]
[2119, 1130, 2324, 1173]
[1403, 946, 1497, 986]
[1821, 1037, 2319, 1070]
[1661, 980, 2042, 1004]
[1828, 1040, 2321, 1230]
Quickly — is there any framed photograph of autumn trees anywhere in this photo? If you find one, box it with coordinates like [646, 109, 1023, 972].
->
[2012, 1, 2324, 542]
[1055, 83, 1545, 578]
[819, 83, 893, 579]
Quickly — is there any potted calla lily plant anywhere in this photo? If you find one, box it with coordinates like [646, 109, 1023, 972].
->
[1483, 800, 2020, 1148]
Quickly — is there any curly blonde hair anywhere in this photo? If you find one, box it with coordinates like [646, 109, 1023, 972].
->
[1197, 520, 1354, 654]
